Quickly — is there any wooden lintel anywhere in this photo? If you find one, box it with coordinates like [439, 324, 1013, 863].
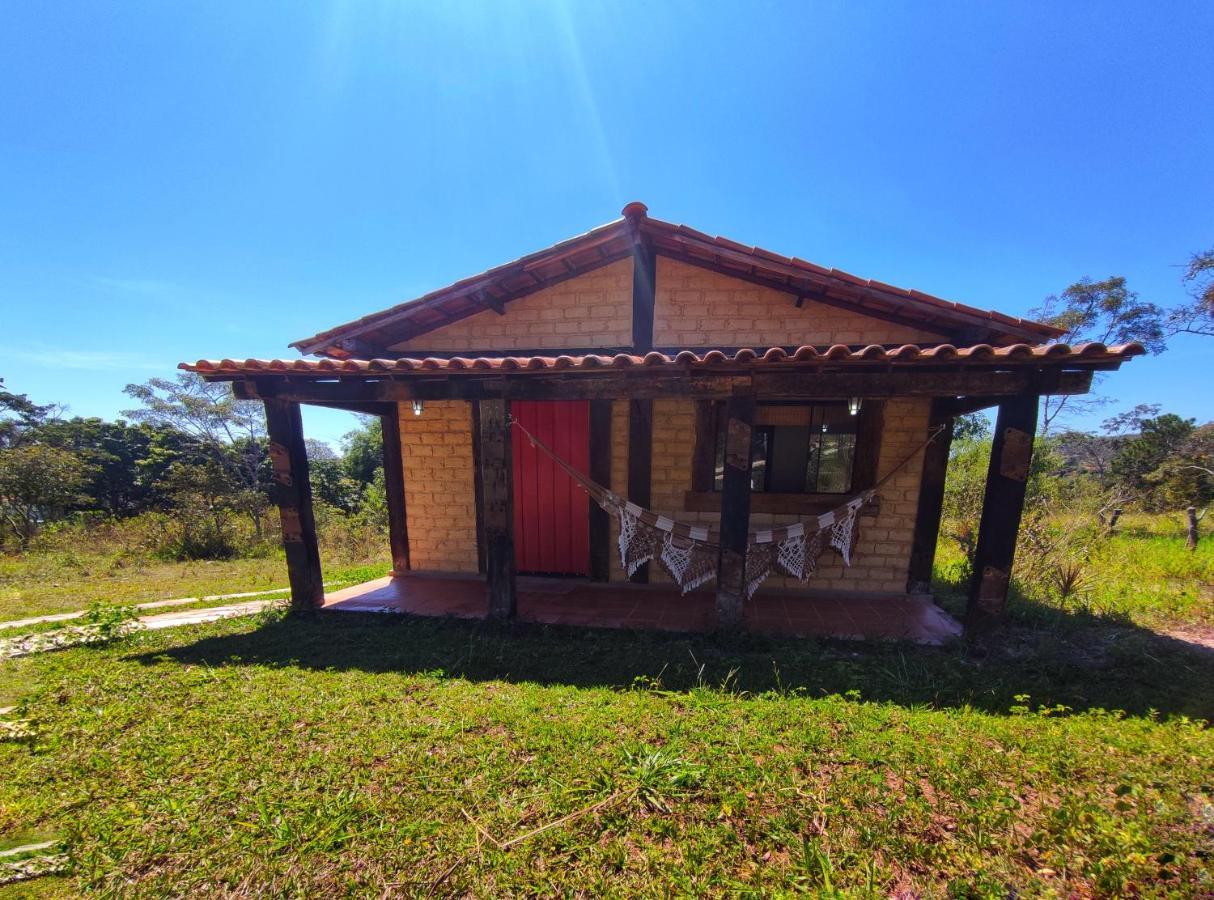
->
[931, 396, 999, 422]
[222, 367, 1095, 407]
[311, 400, 396, 416]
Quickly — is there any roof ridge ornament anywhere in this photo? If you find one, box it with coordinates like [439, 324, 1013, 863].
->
[621, 201, 648, 220]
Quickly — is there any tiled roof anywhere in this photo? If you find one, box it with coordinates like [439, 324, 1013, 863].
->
[183, 341, 1144, 378]
[289, 203, 1063, 355]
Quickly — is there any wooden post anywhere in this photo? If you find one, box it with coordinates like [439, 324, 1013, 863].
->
[470, 400, 487, 574]
[478, 397, 516, 619]
[1186, 506, 1200, 551]
[626, 202, 656, 353]
[906, 406, 954, 594]
[627, 399, 653, 583]
[588, 399, 613, 581]
[379, 406, 410, 576]
[263, 399, 324, 611]
[966, 394, 1039, 635]
[715, 385, 756, 630]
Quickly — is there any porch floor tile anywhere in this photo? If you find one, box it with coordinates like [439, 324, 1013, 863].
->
[322, 575, 962, 645]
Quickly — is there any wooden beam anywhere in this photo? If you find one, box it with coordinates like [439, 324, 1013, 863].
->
[690, 400, 719, 492]
[931, 396, 999, 422]
[588, 399, 613, 582]
[312, 400, 395, 415]
[966, 394, 1039, 635]
[752, 369, 1093, 400]
[470, 401, 487, 574]
[262, 400, 324, 611]
[478, 398, 516, 618]
[850, 399, 885, 491]
[684, 490, 880, 518]
[627, 399, 653, 583]
[631, 238, 656, 352]
[715, 385, 756, 629]
[906, 405, 955, 593]
[227, 368, 1097, 407]
[379, 405, 410, 575]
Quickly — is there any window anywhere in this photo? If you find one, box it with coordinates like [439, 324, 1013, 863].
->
[713, 403, 857, 494]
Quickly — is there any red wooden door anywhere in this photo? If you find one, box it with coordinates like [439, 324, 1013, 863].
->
[511, 400, 590, 575]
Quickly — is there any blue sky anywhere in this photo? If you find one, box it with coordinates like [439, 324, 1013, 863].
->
[2, 1, 1211, 449]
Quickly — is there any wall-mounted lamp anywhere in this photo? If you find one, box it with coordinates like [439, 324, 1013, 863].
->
[412, 400, 424, 416]
[847, 397, 862, 416]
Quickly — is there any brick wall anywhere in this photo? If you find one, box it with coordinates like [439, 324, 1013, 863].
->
[389, 258, 633, 353]
[653, 257, 947, 348]
[398, 400, 479, 573]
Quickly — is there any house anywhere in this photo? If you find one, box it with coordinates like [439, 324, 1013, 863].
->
[182, 203, 1142, 638]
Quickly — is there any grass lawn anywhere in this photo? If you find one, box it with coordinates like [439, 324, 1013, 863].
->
[2, 603, 1213, 896]
[0, 553, 392, 625]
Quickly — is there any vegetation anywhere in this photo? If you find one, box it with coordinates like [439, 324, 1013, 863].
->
[1, 599, 1212, 896]
[2, 253, 1213, 893]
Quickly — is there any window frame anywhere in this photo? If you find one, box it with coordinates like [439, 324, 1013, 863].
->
[686, 399, 885, 515]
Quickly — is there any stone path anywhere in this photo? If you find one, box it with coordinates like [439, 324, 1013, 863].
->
[0, 586, 300, 631]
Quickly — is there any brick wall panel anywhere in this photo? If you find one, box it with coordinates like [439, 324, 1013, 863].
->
[389, 258, 633, 353]
[399, 400, 479, 573]
[653, 257, 947, 348]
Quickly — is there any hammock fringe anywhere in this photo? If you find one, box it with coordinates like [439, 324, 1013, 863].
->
[512, 417, 942, 598]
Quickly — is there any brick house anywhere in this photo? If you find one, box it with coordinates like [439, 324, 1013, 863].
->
[183, 203, 1142, 637]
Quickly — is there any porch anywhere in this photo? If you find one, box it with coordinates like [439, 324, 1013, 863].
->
[323, 574, 963, 645]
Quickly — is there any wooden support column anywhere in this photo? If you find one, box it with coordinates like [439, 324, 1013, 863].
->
[714, 385, 756, 629]
[906, 404, 954, 594]
[627, 399, 653, 583]
[626, 202, 656, 353]
[478, 397, 516, 619]
[379, 406, 410, 576]
[588, 399, 613, 581]
[966, 394, 1039, 635]
[263, 399, 324, 611]
[470, 400, 487, 574]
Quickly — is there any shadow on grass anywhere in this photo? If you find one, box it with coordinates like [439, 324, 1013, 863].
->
[131, 591, 1214, 722]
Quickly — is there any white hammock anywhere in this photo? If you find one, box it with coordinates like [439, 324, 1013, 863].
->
[510, 418, 898, 598]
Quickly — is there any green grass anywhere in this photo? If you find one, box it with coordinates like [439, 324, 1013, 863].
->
[0, 552, 392, 626]
[1, 519, 1212, 894]
[933, 515, 1214, 634]
[2, 609, 1213, 897]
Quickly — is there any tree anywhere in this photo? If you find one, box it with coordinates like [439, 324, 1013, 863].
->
[0, 378, 53, 448]
[1108, 412, 1199, 510]
[1031, 277, 1165, 433]
[124, 373, 272, 536]
[342, 418, 384, 486]
[156, 459, 243, 559]
[1166, 247, 1214, 338]
[0, 444, 91, 547]
[32, 417, 200, 517]
[952, 413, 991, 442]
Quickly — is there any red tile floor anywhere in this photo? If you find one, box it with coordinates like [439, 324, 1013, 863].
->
[323, 574, 962, 645]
